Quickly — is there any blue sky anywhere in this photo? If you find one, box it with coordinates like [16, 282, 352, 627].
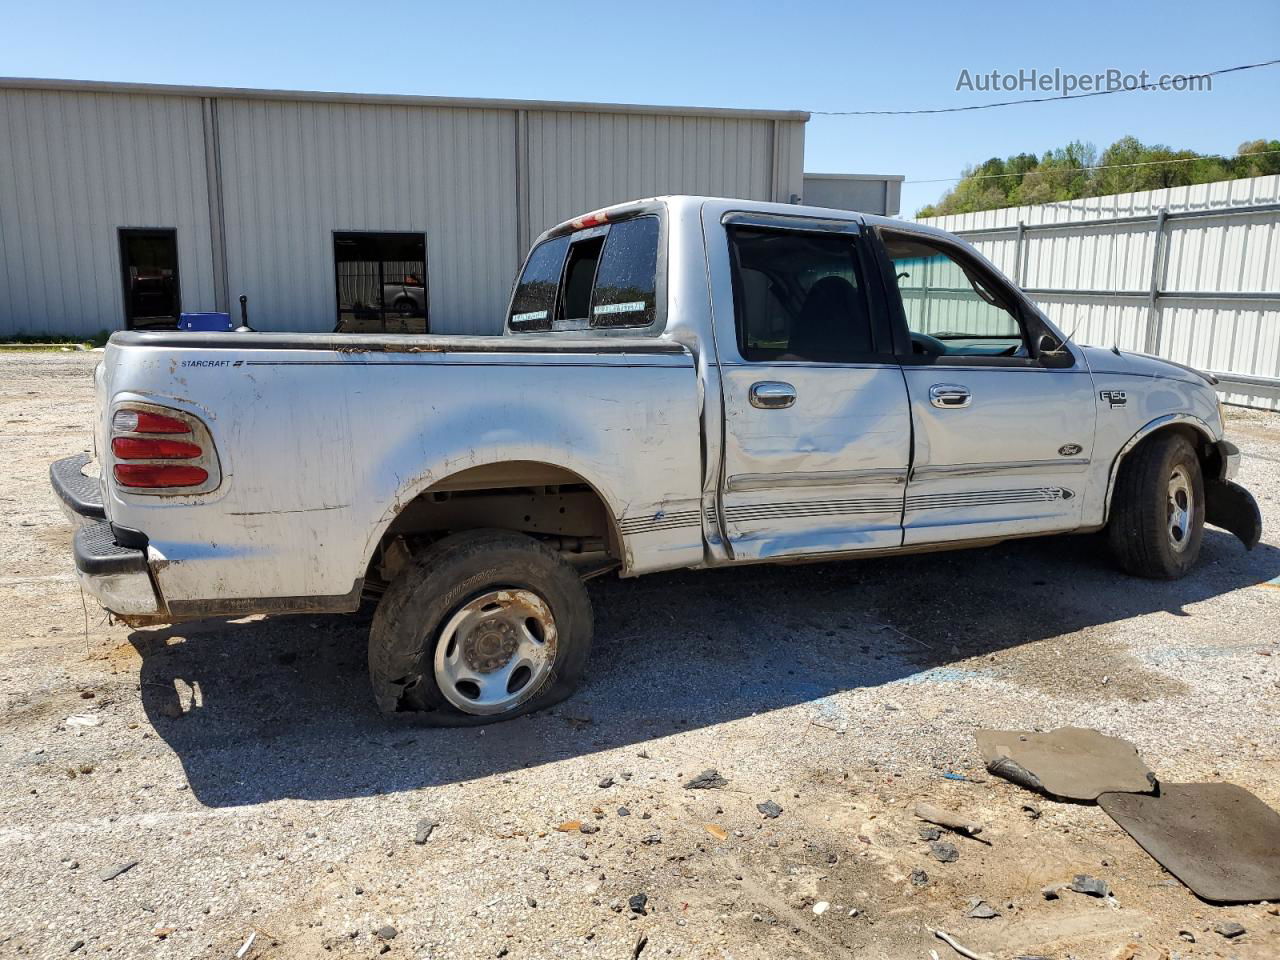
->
[3, 1, 1277, 216]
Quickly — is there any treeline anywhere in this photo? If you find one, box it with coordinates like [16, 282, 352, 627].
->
[916, 137, 1280, 218]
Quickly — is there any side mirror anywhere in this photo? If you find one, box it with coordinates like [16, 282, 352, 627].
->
[1036, 333, 1061, 355]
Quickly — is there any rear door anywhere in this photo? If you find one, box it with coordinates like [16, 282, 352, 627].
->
[711, 212, 911, 561]
[874, 228, 1097, 545]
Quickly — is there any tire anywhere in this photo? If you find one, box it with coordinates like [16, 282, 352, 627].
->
[1107, 432, 1205, 579]
[368, 529, 592, 724]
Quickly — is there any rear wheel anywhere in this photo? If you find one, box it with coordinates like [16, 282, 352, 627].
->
[368, 529, 592, 724]
[1107, 433, 1205, 579]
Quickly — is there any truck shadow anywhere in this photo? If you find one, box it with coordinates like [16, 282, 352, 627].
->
[131, 529, 1280, 807]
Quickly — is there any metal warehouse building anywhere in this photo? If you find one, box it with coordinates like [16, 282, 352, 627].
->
[0, 78, 862, 337]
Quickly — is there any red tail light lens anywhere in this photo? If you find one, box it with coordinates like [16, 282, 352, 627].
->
[114, 464, 210, 488]
[112, 437, 203, 460]
[112, 410, 191, 434]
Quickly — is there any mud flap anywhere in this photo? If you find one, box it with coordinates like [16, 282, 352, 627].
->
[1205, 479, 1262, 550]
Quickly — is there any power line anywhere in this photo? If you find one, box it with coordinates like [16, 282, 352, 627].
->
[904, 147, 1280, 185]
[812, 58, 1280, 116]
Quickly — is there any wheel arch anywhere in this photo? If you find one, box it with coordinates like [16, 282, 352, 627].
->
[1102, 413, 1218, 522]
[360, 459, 629, 587]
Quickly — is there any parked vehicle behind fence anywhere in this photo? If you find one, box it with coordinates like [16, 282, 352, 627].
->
[52, 196, 1262, 724]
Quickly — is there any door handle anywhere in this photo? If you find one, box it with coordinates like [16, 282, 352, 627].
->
[929, 383, 971, 409]
[749, 381, 796, 409]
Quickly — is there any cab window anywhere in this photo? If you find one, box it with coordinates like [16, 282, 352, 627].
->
[881, 232, 1028, 360]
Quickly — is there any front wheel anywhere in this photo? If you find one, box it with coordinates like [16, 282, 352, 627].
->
[368, 529, 592, 724]
[1107, 433, 1205, 579]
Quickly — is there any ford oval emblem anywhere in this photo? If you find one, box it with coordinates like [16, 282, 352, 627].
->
[1058, 443, 1083, 457]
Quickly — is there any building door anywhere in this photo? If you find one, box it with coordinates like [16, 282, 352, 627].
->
[334, 232, 428, 333]
[119, 229, 181, 329]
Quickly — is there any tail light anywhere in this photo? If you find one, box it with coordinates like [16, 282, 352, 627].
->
[110, 402, 220, 494]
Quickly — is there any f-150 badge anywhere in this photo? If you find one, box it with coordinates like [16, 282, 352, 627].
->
[1099, 389, 1128, 408]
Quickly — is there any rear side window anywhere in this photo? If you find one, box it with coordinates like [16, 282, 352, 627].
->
[507, 216, 660, 332]
[508, 235, 569, 331]
[729, 227, 878, 362]
[590, 216, 659, 327]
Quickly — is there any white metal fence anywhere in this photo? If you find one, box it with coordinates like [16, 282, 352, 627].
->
[918, 175, 1280, 410]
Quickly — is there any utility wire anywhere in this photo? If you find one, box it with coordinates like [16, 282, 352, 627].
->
[904, 147, 1280, 185]
[811, 58, 1280, 116]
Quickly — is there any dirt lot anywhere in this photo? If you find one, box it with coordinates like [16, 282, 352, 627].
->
[1, 351, 1278, 960]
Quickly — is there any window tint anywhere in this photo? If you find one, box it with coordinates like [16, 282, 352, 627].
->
[508, 236, 570, 331]
[334, 232, 427, 333]
[883, 235, 1023, 349]
[590, 216, 659, 327]
[730, 228, 876, 362]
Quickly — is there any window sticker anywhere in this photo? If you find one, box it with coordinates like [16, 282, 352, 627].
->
[592, 301, 645, 316]
[511, 310, 549, 324]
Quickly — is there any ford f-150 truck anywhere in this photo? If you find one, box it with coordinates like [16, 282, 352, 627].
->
[52, 195, 1262, 724]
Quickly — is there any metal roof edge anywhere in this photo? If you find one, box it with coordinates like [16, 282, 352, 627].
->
[804, 172, 906, 182]
[0, 76, 811, 122]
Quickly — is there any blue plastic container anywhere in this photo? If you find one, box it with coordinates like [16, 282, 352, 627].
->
[178, 312, 234, 332]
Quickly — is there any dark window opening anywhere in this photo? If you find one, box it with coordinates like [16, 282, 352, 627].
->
[729, 227, 877, 362]
[334, 232, 427, 333]
[559, 236, 605, 322]
[119, 229, 181, 329]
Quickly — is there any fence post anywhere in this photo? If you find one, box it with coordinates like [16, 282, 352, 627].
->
[1012, 220, 1026, 285]
[1144, 208, 1169, 354]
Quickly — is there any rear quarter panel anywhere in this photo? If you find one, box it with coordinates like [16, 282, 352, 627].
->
[100, 340, 703, 607]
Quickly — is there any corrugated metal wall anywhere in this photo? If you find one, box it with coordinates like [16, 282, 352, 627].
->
[216, 99, 519, 335]
[918, 176, 1280, 409]
[0, 83, 807, 337]
[0, 89, 215, 336]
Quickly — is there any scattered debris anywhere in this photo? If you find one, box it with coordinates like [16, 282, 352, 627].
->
[617, 806, 631, 817]
[234, 932, 257, 959]
[1020, 802, 1041, 820]
[414, 819, 437, 844]
[1214, 921, 1246, 939]
[965, 898, 999, 919]
[632, 933, 648, 959]
[1099, 783, 1280, 902]
[555, 820, 582, 833]
[64, 714, 100, 728]
[812, 901, 829, 915]
[628, 893, 648, 915]
[929, 841, 959, 863]
[1178, 930, 1196, 942]
[375, 925, 398, 941]
[684, 769, 728, 790]
[911, 868, 929, 886]
[929, 927, 993, 960]
[975, 727, 1155, 800]
[640, 833, 661, 845]
[756, 800, 783, 819]
[98, 860, 138, 882]
[1068, 874, 1110, 898]
[598, 776, 615, 789]
[918, 826, 942, 841]
[579, 823, 600, 835]
[914, 801, 984, 837]
[704, 823, 728, 841]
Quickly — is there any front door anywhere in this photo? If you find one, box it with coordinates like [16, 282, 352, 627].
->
[876, 229, 1097, 545]
[714, 214, 911, 561]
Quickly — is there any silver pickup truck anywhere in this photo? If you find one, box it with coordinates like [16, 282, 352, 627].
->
[52, 195, 1262, 724]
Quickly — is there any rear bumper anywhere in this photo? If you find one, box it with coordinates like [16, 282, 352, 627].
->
[52, 454, 164, 617]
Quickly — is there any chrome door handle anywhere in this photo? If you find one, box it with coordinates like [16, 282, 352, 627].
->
[749, 381, 796, 409]
[929, 383, 971, 408]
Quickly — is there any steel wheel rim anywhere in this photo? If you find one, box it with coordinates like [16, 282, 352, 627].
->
[1167, 465, 1194, 552]
[433, 589, 557, 715]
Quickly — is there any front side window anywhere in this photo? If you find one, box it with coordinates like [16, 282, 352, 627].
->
[729, 227, 877, 362]
[508, 216, 661, 332]
[882, 233, 1026, 358]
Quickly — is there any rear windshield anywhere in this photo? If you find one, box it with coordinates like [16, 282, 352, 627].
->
[508, 216, 660, 332]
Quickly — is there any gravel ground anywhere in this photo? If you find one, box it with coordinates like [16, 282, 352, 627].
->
[1, 351, 1278, 960]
